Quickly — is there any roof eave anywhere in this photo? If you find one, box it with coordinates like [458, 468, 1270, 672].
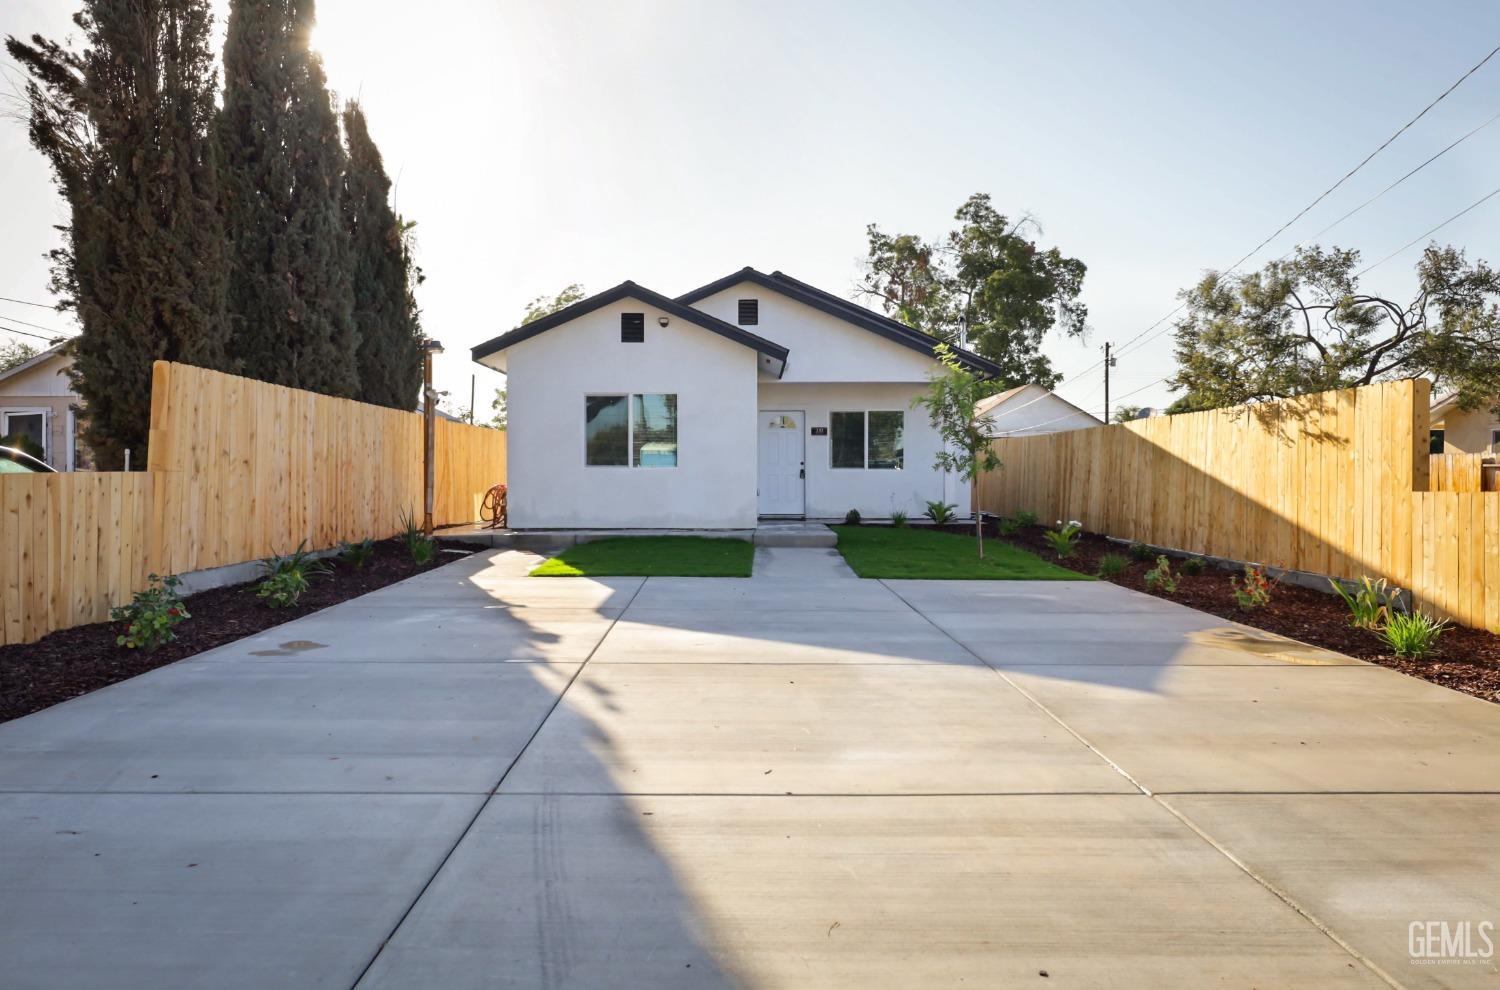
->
[470, 280, 789, 368]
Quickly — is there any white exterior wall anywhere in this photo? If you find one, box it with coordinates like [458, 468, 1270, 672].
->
[691, 283, 939, 383]
[503, 296, 759, 529]
[691, 280, 972, 520]
[758, 381, 971, 520]
[981, 385, 1100, 436]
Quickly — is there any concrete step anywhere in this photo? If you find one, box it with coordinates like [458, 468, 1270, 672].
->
[753, 522, 837, 548]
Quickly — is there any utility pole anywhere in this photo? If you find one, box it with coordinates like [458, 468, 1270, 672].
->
[469, 374, 476, 425]
[1103, 341, 1111, 424]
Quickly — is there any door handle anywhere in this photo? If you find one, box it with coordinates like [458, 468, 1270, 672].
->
[799, 462, 805, 479]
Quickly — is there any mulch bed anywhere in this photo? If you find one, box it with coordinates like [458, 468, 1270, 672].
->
[0, 537, 476, 724]
[987, 523, 1500, 705]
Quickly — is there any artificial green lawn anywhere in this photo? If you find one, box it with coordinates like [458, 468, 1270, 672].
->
[530, 536, 754, 577]
[832, 525, 1090, 580]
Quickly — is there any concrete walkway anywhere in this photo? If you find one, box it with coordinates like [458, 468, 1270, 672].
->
[1, 548, 1497, 988]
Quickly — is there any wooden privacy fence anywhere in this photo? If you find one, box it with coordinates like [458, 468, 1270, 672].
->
[2, 361, 506, 645]
[977, 378, 1500, 633]
[1429, 453, 1499, 493]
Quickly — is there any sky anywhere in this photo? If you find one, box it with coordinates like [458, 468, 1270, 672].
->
[4, 0, 1500, 420]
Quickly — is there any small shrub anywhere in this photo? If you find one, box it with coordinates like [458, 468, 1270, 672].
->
[844, 508, 862, 526]
[339, 538, 375, 568]
[1041, 519, 1083, 559]
[1179, 557, 1206, 577]
[111, 573, 189, 652]
[1144, 555, 1178, 594]
[1096, 552, 1130, 578]
[1128, 541, 1153, 561]
[257, 569, 310, 609]
[1330, 576, 1392, 630]
[890, 509, 908, 528]
[1014, 509, 1039, 528]
[257, 540, 331, 608]
[1379, 610, 1449, 658]
[922, 501, 955, 526]
[398, 507, 438, 567]
[998, 516, 1021, 536]
[1230, 565, 1273, 610]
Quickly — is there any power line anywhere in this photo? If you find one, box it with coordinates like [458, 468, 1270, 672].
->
[1105, 47, 1500, 366]
[1354, 183, 1500, 277]
[0, 312, 71, 336]
[1299, 106, 1500, 246]
[1218, 42, 1500, 279]
[0, 295, 62, 311]
[0, 322, 66, 344]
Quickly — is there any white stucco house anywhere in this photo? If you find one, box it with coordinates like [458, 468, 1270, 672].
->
[974, 383, 1101, 436]
[471, 268, 1003, 529]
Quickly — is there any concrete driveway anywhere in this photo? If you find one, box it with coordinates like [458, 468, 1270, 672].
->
[1, 547, 1497, 988]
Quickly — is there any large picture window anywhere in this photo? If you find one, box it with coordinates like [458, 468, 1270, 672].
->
[829, 410, 903, 470]
[585, 393, 677, 467]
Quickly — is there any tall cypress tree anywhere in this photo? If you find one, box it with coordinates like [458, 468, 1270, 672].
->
[342, 101, 423, 409]
[7, 0, 233, 469]
[220, 0, 358, 398]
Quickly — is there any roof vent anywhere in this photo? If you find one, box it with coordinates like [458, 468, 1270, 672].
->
[737, 299, 758, 326]
[621, 312, 645, 343]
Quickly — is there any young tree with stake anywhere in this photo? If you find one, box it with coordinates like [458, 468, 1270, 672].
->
[914, 344, 1002, 558]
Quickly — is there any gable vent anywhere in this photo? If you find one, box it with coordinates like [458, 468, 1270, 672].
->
[621, 312, 645, 342]
[737, 299, 759, 325]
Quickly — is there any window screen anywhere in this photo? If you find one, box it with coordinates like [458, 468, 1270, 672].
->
[585, 395, 629, 465]
[737, 299, 758, 325]
[620, 313, 645, 342]
[830, 412, 864, 469]
[866, 411, 904, 469]
[633, 393, 678, 467]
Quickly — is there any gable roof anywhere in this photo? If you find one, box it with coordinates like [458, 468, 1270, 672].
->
[0, 341, 70, 387]
[471, 280, 789, 376]
[676, 267, 1004, 379]
[974, 382, 1101, 425]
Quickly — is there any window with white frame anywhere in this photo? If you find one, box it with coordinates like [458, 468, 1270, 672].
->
[1, 408, 49, 464]
[585, 394, 678, 467]
[829, 410, 903, 469]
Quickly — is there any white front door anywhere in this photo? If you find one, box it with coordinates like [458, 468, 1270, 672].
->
[758, 410, 805, 516]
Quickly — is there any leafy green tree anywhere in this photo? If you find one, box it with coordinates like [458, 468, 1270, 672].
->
[1112, 405, 1145, 423]
[220, 0, 358, 398]
[860, 193, 1089, 388]
[0, 340, 40, 374]
[489, 388, 507, 429]
[914, 344, 1002, 558]
[520, 284, 586, 324]
[1172, 244, 1500, 413]
[342, 100, 423, 409]
[7, 0, 233, 469]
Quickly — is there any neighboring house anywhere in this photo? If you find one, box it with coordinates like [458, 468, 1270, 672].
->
[471, 267, 1003, 529]
[1429, 392, 1500, 455]
[0, 343, 89, 471]
[974, 383, 1101, 436]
